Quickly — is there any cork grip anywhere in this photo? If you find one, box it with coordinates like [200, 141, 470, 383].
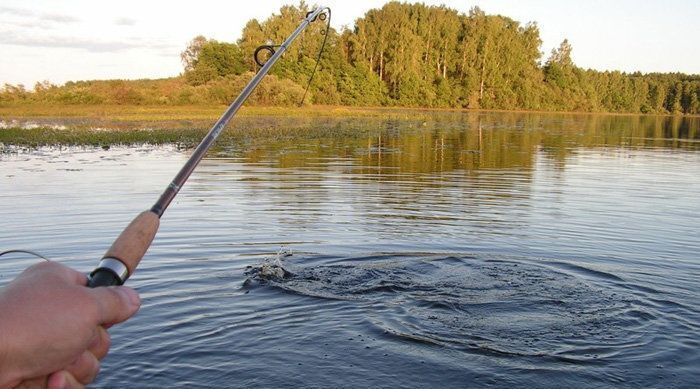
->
[103, 210, 160, 276]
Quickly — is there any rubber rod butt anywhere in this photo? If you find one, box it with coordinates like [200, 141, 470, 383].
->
[88, 268, 123, 287]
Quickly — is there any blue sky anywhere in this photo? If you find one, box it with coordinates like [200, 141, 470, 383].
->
[1, 0, 698, 88]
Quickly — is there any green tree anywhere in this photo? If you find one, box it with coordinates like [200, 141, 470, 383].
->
[666, 82, 683, 113]
[7, 1, 700, 114]
[182, 37, 246, 85]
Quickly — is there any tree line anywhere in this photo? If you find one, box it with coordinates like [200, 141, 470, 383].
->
[2, 1, 698, 114]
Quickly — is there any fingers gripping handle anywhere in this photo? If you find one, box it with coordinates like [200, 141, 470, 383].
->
[88, 211, 160, 287]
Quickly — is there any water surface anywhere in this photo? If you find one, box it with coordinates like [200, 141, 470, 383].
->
[1, 112, 699, 388]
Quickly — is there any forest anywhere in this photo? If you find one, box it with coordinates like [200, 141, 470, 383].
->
[1, 2, 698, 115]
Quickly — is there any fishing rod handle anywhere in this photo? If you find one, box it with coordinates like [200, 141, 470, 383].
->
[87, 211, 160, 287]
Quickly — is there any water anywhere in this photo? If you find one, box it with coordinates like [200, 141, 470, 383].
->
[1, 112, 699, 388]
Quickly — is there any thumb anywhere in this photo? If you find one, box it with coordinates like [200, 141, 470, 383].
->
[87, 286, 141, 325]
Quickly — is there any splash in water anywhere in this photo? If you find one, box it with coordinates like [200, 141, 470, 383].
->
[244, 248, 295, 284]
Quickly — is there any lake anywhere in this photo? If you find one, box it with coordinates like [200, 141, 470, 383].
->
[1, 111, 699, 388]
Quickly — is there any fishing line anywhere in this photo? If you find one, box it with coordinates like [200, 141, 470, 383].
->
[0, 249, 51, 262]
[254, 9, 331, 106]
[5, 8, 331, 289]
[4, 11, 330, 281]
[86, 6, 331, 288]
[299, 9, 331, 106]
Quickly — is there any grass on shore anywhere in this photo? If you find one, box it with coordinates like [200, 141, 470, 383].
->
[0, 105, 412, 148]
[3, 103, 697, 149]
[2, 103, 695, 121]
[0, 104, 465, 148]
[0, 104, 436, 121]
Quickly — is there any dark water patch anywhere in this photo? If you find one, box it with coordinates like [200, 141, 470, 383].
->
[245, 253, 663, 365]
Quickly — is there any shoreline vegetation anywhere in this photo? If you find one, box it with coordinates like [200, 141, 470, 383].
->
[1, 105, 698, 149]
[2, 104, 700, 121]
[1, 2, 698, 116]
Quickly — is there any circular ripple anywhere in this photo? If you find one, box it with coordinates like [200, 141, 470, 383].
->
[256, 254, 653, 362]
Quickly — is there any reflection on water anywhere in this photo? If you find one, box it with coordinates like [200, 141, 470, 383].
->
[207, 112, 700, 171]
[1, 112, 699, 388]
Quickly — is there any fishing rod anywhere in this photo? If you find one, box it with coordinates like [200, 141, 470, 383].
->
[87, 6, 331, 288]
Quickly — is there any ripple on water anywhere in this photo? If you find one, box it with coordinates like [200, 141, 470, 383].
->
[248, 253, 658, 364]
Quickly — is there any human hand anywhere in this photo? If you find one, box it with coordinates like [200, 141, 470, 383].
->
[0, 261, 140, 388]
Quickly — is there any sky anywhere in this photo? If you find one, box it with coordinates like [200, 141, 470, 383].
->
[1, 0, 699, 88]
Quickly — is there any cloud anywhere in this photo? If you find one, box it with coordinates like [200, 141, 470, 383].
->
[114, 17, 137, 26]
[0, 5, 79, 24]
[0, 6, 33, 17]
[41, 13, 80, 24]
[3, 20, 47, 30]
[1, 30, 177, 53]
